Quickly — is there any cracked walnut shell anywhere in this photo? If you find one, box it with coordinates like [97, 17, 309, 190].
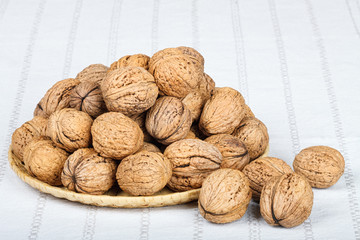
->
[293, 146, 344, 188]
[109, 54, 150, 71]
[91, 112, 144, 160]
[23, 136, 69, 186]
[242, 157, 293, 201]
[101, 66, 158, 116]
[116, 151, 172, 196]
[61, 148, 117, 195]
[198, 168, 251, 224]
[146, 96, 192, 145]
[75, 64, 109, 84]
[164, 139, 222, 191]
[47, 108, 93, 152]
[260, 173, 313, 228]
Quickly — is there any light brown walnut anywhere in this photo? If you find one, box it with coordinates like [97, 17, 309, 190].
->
[34, 78, 80, 118]
[177, 46, 205, 66]
[198, 73, 215, 100]
[205, 134, 250, 171]
[61, 148, 117, 195]
[137, 142, 161, 153]
[198, 168, 251, 224]
[244, 104, 255, 118]
[242, 157, 293, 201]
[184, 130, 197, 140]
[47, 108, 93, 152]
[116, 151, 172, 196]
[11, 116, 48, 162]
[164, 139, 222, 191]
[109, 54, 150, 71]
[293, 146, 344, 188]
[232, 117, 269, 160]
[130, 112, 153, 142]
[23, 136, 69, 186]
[91, 112, 144, 160]
[182, 91, 205, 122]
[75, 64, 109, 84]
[101, 66, 159, 116]
[260, 173, 313, 228]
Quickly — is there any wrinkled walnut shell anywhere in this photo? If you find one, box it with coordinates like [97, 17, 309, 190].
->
[75, 64, 109, 84]
[198, 168, 251, 224]
[244, 104, 255, 118]
[177, 46, 205, 67]
[109, 54, 150, 71]
[116, 151, 172, 196]
[260, 173, 313, 228]
[91, 112, 144, 160]
[164, 139, 222, 191]
[61, 148, 117, 195]
[130, 112, 154, 142]
[137, 142, 161, 153]
[182, 91, 205, 122]
[242, 157, 293, 201]
[293, 146, 344, 188]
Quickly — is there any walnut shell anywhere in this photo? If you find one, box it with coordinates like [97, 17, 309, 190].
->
[164, 139, 222, 191]
[204, 134, 250, 171]
[184, 130, 197, 140]
[69, 81, 107, 118]
[182, 91, 205, 122]
[244, 104, 255, 118]
[101, 66, 159, 116]
[47, 108, 93, 152]
[198, 168, 251, 224]
[11, 116, 48, 162]
[198, 73, 215, 99]
[199, 87, 245, 136]
[137, 142, 161, 153]
[61, 148, 117, 195]
[34, 78, 80, 118]
[23, 136, 69, 186]
[116, 151, 172, 196]
[130, 112, 153, 142]
[146, 96, 192, 145]
[232, 117, 269, 160]
[242, 157, 293, 201]
[75, 64, 109, 84]
[109, 54, 150, 71]
[91, 112, 144, 160]
[293, 146, 344, 188]
[260, 173, 313, 228]
[177, 46, 205, 66]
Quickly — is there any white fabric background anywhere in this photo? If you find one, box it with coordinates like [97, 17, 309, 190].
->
[0, 0, 359, 239]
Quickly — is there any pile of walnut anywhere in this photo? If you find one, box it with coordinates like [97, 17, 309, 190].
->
[11, 46, 345, 228]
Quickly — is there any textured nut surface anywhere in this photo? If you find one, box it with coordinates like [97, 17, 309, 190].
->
[91, 112, 144, 160]
[232, 117, 269, 160]
[101, 66, 158, 116]
[260, 173, 313, 228]
[69, 81, 107, 118]
[199, 87, 245, 136]
[244, 104, 255, 118]
[109, 54, 150, 71]
[116, 151, 172, 196]
[23, 136, 69, 186]
[146, 97, 192, 145]
[198, 73, 215, 100]
[182, 91, 205, 122]
[47, 108, 93, 152]
[137, 142, 161, 153]
[164, 139, 222, 191]
[242, 157, 293, 201]
[177, 46, 205, 66]
[11, 116, 48, 161]
[75, 64, 109, 84]
[130, 112, 153, 142]
[198, 168, 251, 224]
[34, 78, 80, 118]
[205, 134, 250, 171]
[61, 148, 117, 195]
[293, 146, 344, 188]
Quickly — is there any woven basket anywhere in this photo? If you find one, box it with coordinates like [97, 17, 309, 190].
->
[8, 145, 269, 208]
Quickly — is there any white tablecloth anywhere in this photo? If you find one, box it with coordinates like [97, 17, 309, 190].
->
[0, 0, 359, 239]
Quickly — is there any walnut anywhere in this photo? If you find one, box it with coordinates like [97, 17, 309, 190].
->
[184, 130, 197, 139]
[204, 134, 250, 171]
[293, 146, 344, 188]
[244, 104, 255, 118]
[34, 78, 80, 118]
[137, 142, 161, 153]
[11, 116, 48, 162]
[199, 87, 245, 136]
[23, 136, 69, 186]
[148, 47, 204, 98]
[47, 108, 93, 152]
[61, 148, 117, 195]
[164, 139, 222, 191]
[75, 64, 109, 84]
[109, 54, 150, 71]
[69, 81, 107, 118]
[260, 173, 313, 228]
[101, 66, 158, 116]
[146, 96, 192, 145]
[116, 151, 172, 196]
[182, 91, 205, 122]
[130, 112, 153, 142]
[232, 117, 269, 160]
[242, 157, 293, 201]
[177, 46, 205, 66]
[198, 73, 215, 99]
[198, 168, 251, 224]
[91, 112, 144, 160]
